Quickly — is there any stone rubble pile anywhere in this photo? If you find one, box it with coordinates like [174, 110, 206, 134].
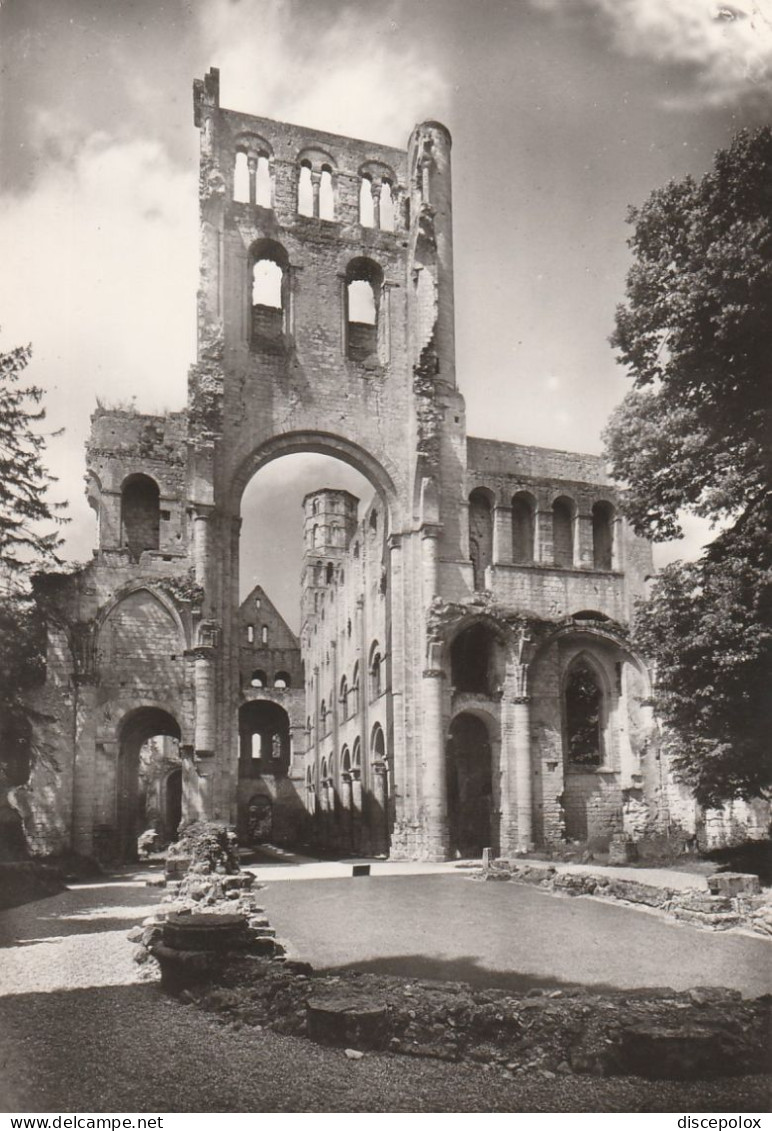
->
[129, 821, 287, 991]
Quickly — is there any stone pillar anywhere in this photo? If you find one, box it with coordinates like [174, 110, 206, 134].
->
[340, 771, 353, 852]
[193, 644, 216, 758]
[247, 155, 257, 205]
[513, 695, 534, 853]
[371, 180, 381, 229]
[311, 170, 321, 218]
[421, 524, 441, 602]
[351, 768, 363, 853]
[421, 664, 449, 861]
[372, 760, 389, 855]
[493, 504, 512, 565]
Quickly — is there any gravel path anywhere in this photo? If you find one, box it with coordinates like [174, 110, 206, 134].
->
[0, 876, 769, 1113]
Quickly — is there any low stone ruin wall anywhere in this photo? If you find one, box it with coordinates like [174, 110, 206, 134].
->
[184, 960, 770, 1081]
[479, 862, 772, 936]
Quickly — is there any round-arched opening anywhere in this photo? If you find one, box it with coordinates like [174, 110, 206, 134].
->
[468, 488, 494, 590]
[552, 495, 576, 568]
[121, 474, 160, 562]
[512, 491, 536, 564]
[238, 700, 291, 777]
[117, 707, 181, 862]
[446, 712, 494, 858]
[592, 500, 615, 570]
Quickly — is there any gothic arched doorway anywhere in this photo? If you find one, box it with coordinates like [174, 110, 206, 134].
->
[447, 712, 493, 858]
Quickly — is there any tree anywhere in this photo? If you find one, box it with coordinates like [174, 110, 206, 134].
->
[603, 127, 772, 809]
[0, 341, 67, 800]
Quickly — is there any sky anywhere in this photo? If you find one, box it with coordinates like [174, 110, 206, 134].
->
[1, 0, 770, 628]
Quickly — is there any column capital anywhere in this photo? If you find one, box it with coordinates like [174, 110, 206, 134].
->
[421, 523, 442, 540]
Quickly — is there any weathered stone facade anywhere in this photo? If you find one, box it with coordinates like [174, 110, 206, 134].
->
[21, 69, 763, 862]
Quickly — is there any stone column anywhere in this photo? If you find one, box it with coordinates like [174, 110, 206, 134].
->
[192, 506, 214, 591]
[372, 760, 389, 855]
[421, 524, 441, 602]
[311, 170, 321, 218]
[340, 771, 353, 852]
[193, 644, 216, 758]
[513, 695, 534, 852]
[371, 180, 381, 229]
[421, 663, 449, 860]
[247, 155, 257, 205]
[351, 767, 363, 853]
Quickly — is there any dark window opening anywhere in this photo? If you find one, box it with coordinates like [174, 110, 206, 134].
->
[468, 489, 493, 590]
[565, 660, 603, 767]
[512, 492, 535, 564]
[553, 496, 575, 568]
[273, 671, 290, 689]
[451, 622, 499, 696]
[121, 474, 160, 562]
[250, 669, 267, 688]
[592, 501, 615, 570]
[239, 700, 291, 777]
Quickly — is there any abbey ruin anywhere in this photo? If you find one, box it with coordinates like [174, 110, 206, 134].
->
[20, 69, 766, 863]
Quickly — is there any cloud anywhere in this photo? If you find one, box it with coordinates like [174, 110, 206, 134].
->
[0, 124, 197, 560]
[531, 0, 772, 109]
[195, 0, 450, 144]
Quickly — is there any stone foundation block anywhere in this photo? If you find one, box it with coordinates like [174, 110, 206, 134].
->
[707, 872, 761, 896]
[307, 996, 390, 1050]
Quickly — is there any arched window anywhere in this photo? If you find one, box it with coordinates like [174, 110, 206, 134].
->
[592, 501, 615, 570]
[339, 675, 349, 716]
[250, 239, 289, 346]
[319, 166, 334, 220]
[320, 700, 328, 735]
[247, 624, 254, 644]
[371, 722, 386, 763]
[553, 496, 575, 568]
[342, 745, 351, 773]
[326, 562, 334, 584]
[297, 161, 313, 216]
[273, 671, 290, 689]
[512, 492, 536, 564]
[121, 474, 160, 562]
[369, 642, 383, 700]
[234, 150, 250, 202]
[351, 663, 361, 715]
[359, 175, 374, 227]
[352, 737, 362, 770]
[379, 181, 394, 230]
[261, 625, 268, 644]
[250, 669, 267, 688]
[345, 258, 383, 361]
[565, 658, 604, 767]
[468, 489, 493, 590]
[238, 700, 291, 777]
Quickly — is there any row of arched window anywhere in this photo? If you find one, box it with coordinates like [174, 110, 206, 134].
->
[250, 240, 385, 360]
[248, 670, 291, 689]
[469, 488, 616, 589]
[233, 148, 398, 231]
[307, 722, 387, 793]
[312, 643, 384, 739]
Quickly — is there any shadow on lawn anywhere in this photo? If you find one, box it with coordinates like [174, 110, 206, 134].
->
[319, 952, 623, 995]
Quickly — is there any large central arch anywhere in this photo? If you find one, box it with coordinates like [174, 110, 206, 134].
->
[229, 430, 401, 519]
